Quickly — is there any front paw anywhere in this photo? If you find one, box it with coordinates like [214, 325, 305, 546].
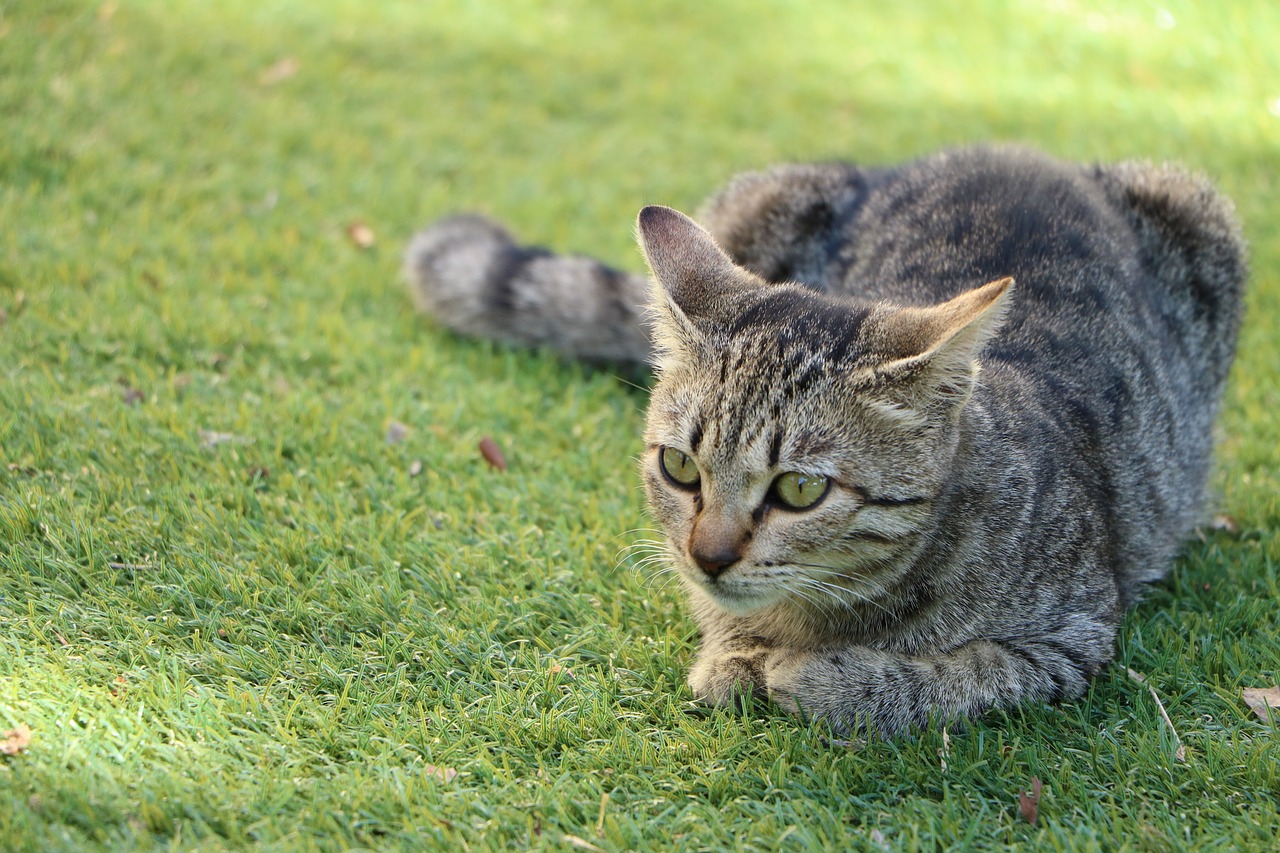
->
[761, 648, 818, 714]
[688, 647, 818, 712]
[688, 650, 770, 709]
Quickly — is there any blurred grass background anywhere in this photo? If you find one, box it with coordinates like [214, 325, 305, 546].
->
[1, 0, 1277, 849]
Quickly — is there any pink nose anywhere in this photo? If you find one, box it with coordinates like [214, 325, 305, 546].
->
[691, 546, 741, 579]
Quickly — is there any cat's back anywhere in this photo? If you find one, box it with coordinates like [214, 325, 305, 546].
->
[832, 145, 1246, 599]
[834, 145, 1244, 407]
[837, 146, 1238, 334]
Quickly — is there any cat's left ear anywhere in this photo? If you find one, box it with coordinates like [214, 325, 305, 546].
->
[863, 277, 1014, 410]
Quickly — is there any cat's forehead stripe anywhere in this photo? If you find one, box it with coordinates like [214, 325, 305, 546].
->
[689, 421, 704, 453]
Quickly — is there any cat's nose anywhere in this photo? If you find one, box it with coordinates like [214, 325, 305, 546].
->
[691, 546, 741, 579]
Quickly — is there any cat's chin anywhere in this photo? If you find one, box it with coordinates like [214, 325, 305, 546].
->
[684, 575, 786, 615]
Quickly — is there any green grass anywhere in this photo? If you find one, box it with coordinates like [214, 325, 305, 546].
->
[2, 0, 1278, 849]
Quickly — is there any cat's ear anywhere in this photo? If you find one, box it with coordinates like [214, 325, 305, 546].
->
[637, 205, 748, 316]
[637, 205, 763, 366]
[863, 277, 1014, 410]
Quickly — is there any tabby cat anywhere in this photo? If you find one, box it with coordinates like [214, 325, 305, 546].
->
[405, 146, 1245, 735]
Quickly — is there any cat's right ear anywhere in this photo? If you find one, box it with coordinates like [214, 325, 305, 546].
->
[637, 205, 756, 365]
[638, 205, 772, 318]
[637, 205, 745, 318]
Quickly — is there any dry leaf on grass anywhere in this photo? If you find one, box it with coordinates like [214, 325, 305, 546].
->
[259, 57, 299, 86]
[479, 436, 507, 471]
[1, 724, 31, 756]
[346, 221, 376, 249]
[199, 429, 246, 449]
[1198, 513, 1242, 542]
[424, 764, 457, 782]
[1241, 686, 1280, 724]
[385, 420, 411, 445]
[1018, 777, 1042, 825]
[1210, 514, 1240, 535]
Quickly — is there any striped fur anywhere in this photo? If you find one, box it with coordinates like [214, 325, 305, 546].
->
[404, 214, 653, 363]
[406, 146, 1246, 736]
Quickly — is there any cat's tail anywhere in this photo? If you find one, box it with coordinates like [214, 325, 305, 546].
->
[403, 215, 654, 365]
[1098, 162, 1248, 389]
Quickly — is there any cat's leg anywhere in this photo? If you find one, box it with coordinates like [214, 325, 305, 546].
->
[759, 629, 1114, 736]
[689, 620, 1114, 735]
[696, 163, 866, 287]
[404, 215, 653, 364]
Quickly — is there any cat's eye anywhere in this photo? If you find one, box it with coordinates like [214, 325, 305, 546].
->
[771, 472, 830, 510]
[659, 446, 701, 489]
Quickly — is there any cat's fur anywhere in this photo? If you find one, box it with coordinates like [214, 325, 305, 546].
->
[405, 145, 1246, 735]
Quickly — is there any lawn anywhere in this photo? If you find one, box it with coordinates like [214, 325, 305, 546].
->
[1, 0, 1278, 849]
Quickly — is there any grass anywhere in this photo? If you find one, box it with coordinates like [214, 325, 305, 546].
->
[1, 0, 1278, 849]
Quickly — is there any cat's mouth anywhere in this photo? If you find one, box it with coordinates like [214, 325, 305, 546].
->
[683, 562, 790, 613]
[686, 556, 896, 618]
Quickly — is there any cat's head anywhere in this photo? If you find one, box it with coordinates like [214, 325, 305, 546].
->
[636, 205, 1012, 616]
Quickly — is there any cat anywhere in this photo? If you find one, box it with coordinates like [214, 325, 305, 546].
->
[404, 145, 1246, 736]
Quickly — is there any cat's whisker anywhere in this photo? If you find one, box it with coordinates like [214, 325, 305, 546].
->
[789, 577, 856, 624]
[637, 566, 684, 594]
[818, 584, 893, 617]
[618, 554, 673, 574]
[788, 578, 842, 616]
[614, 536, 666, 551]
[789, 562, 870, 580]
[628, 556, 673, 573]
[616, 537, 666, 549]
[789, 562, 881, 590]
[614, 540, 667, 561]
[611, 530, 666, 550]
[794, 584, 868, 626]
[789, 570, 895, 617]
[614, 527, 666, 539]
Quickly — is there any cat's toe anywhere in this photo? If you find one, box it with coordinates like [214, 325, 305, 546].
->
[688, 652, 769, 710]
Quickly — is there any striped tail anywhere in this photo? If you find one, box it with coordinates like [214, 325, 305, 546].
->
[403, 215, 654, 364]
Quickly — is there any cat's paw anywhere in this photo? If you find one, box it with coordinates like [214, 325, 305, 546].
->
[761, 648, 816, 714]
[688, 649, 771, 709]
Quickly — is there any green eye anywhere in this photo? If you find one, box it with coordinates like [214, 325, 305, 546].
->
[659, 446, 701, 488]
[772, 472, 830, 510]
